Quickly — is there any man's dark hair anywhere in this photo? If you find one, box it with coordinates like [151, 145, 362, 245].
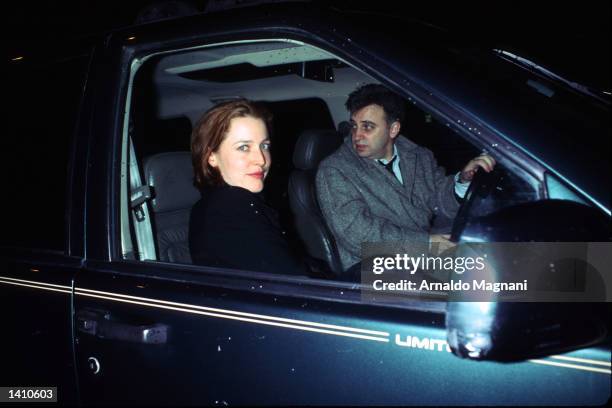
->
[345, 84, 405, 124]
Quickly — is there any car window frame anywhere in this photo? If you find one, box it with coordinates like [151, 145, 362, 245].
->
[109, 21, 548, 313]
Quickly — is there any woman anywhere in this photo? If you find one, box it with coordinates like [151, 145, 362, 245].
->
[189, 99, 308, 275]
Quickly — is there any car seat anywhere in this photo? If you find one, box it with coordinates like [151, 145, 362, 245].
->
[288, 129, 344, 276]
[143, 152, 200, 263]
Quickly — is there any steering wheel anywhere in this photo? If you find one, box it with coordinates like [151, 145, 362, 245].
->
[450, 168, 501, 242]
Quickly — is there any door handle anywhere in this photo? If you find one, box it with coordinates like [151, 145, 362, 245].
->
[76, 309, 168, 344]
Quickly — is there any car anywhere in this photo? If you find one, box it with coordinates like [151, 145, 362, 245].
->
[1, 3, 610, 405]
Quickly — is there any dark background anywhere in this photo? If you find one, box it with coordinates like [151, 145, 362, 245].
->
[2, 0, 610, 91]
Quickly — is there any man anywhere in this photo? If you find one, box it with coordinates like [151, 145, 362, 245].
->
[316, 84, 495, 272]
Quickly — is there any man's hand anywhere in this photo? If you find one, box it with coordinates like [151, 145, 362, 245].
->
[460, 154, 496, 183]
[429, 234, 456, 255]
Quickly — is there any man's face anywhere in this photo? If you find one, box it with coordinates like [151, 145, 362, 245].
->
[350, 104, 400, 160]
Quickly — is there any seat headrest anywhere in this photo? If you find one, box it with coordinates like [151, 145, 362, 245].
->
[143, 152, 201, 213]
[293, 129, 343, 170]
[337, 120, 352, 138]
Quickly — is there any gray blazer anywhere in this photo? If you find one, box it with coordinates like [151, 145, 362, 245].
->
[316, 135, 460, 270]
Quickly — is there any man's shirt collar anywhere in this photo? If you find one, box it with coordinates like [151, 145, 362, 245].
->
[375, 144, 403, 184]
[376, 144, 400, 165]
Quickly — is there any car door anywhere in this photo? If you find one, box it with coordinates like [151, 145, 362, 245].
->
[72, 8, 610, 405]
[0, 47, 92, 404]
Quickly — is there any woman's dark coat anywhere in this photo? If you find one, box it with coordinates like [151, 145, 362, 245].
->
[189, 185, 308, 275]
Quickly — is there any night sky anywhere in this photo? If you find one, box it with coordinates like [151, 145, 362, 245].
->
[3, 0, 610, 90]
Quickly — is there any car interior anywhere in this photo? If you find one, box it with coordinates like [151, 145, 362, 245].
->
[123, 39, 506, 278]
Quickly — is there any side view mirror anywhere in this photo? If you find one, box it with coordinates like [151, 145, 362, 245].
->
[446, 301, 609, 361]
[446, 199, 610, 361]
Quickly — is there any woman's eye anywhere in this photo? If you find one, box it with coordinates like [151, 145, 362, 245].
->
[261, 143, 271, 151]
[238, 145, 249, 152]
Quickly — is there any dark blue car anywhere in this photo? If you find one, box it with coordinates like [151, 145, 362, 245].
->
[1, 3, 609, 405]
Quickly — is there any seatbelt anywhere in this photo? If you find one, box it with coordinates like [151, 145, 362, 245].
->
[128, 137, 157, 260]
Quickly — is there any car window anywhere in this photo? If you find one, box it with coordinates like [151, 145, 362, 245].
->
[119, 37, 542, 290]
[2, 53, 90, 252]
[122, 40, 361, 269]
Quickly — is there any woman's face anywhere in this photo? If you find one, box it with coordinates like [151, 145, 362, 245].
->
[208, 116, 271, 193]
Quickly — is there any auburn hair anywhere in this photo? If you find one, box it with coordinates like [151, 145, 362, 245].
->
[191, 99, 272, 190]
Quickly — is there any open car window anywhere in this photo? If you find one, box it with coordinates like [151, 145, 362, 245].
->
[119, 37, 544, 294]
